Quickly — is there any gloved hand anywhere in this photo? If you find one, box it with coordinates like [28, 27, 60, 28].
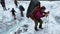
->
[45, 11, 50, 17]
[45, 14, 49, 17]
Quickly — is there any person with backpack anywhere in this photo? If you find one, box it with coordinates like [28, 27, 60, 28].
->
[1, 0, 7, 10]
[19, 5, 25, 17]
[30, 5, 49, 31]
[35, 6, 49, 30]
[14, 0, 18, 7]
[11, 8, 16, 20]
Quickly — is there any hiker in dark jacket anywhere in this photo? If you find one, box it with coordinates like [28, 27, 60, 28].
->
[19, 5, 25, 17]
[1, 0, 7, 10]
[14, 0, 18, 7]
[26, 0, 40, 18]
[11, 8, 16, 20]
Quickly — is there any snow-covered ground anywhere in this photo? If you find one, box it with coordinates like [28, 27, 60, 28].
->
[0, 1, 60, 34]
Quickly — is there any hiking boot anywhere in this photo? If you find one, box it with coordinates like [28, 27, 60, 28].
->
[35, 27, 39, 31]
[39, 27, 43, 29]
[39, 25, 43, 29]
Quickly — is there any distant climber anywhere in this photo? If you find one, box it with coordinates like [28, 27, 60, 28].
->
[10, 8, 16, 20]
[19, 5, 25, 17]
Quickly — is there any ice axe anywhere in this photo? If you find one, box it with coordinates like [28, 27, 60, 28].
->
[45, 11, 50, 23]
[44, 11, 50, 29]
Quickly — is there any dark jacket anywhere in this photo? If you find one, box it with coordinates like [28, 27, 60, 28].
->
[19, 5, 25, 11]
[11, 9, 16, 15]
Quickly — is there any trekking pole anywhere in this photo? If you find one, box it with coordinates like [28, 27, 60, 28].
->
[46, 15, 50, 29]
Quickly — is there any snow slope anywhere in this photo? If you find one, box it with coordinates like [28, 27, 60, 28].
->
[0, 1, 60, 34]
